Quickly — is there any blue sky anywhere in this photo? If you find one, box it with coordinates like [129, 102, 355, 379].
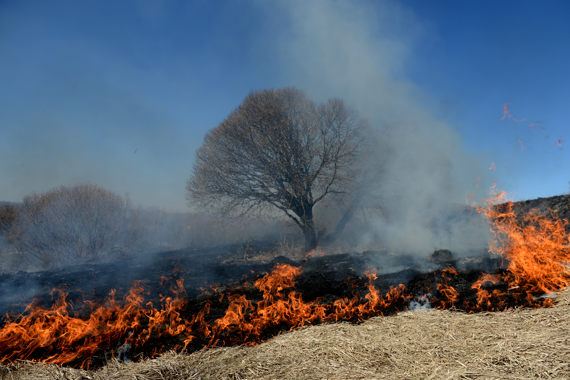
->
[1, 0, 568, 211]
[404, 0, 570, 199]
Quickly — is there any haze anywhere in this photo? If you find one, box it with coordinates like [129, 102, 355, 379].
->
[1, 0, 568, 211]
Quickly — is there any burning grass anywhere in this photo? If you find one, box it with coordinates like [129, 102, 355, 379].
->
[0, 191, 569, 375]
[2, 288, 568, 379]
[0, 265, 411, 369]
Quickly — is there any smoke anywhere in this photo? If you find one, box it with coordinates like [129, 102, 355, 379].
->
[0, 0, 495, 269]
[263, 0, 491, 256]
[0, 185, 290, 273]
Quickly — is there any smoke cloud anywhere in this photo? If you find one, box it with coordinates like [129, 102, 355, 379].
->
[263, 0, 491, 255]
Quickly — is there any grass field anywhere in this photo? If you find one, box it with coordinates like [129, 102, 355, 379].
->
[2, 288, 568, 380]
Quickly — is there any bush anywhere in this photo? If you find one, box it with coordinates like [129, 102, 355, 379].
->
[0, 205, 17, 234]
[8, 185, 132, 267]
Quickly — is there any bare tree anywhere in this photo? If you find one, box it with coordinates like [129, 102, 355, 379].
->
[187, 88, 365, 251]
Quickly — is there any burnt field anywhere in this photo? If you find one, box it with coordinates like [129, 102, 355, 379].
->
[4, 192, 568, 316]
[0, 247, 503, 368]
[3, 1, 569, 377]
[0, 243, 499, 318]
[4, 289, 567, 380]
[0, 194, 568, 370]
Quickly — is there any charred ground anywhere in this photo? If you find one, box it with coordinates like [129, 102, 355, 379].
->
[0, 194, 568, 369]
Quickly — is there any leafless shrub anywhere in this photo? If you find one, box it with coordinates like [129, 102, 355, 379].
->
[7, 185, 133, 268]
[0, 205, 17, 234]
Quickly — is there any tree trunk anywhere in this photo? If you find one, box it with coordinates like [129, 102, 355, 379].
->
[303, 224, 317, 252]
[297, 201, 318, 252]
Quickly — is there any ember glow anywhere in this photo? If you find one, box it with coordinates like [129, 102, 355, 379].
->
[0, 191, 568, 368]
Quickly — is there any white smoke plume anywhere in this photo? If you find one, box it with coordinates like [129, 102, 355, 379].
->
[261, 0, 491, 255]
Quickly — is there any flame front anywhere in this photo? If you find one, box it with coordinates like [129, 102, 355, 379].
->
[469, 190, 570, 310]
[0, 264, 411, 368]
[0, 281, 191, 368]
[0, 190, 568, 368]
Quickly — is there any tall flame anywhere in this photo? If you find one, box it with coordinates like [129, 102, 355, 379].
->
[470, 189, 569, 310]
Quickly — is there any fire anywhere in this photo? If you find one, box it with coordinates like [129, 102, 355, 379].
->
[206, 265, 409, 346]
[467, 189, 569, 311]
[0, 281, 191, 368]
[329, 272, 409, 322]
[305, 247, 325, 258]
[471, 273, 505, 311]
[0, 188, 568, 368]
[0, 264, 410, 368]
[433, 267, 460, 309]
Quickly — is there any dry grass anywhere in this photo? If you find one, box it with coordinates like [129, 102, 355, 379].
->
[2, 289, 569, 380]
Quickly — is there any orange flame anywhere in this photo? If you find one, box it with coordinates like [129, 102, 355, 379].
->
[1, 187, 568, 367]
[305, 248, 325, 258]
[207, 265, 409, 345]
[0, 264, 412, 368]
[431, 267, 459, 309]
[0, 281, 191, 368]
[472, 188, 569, 310]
